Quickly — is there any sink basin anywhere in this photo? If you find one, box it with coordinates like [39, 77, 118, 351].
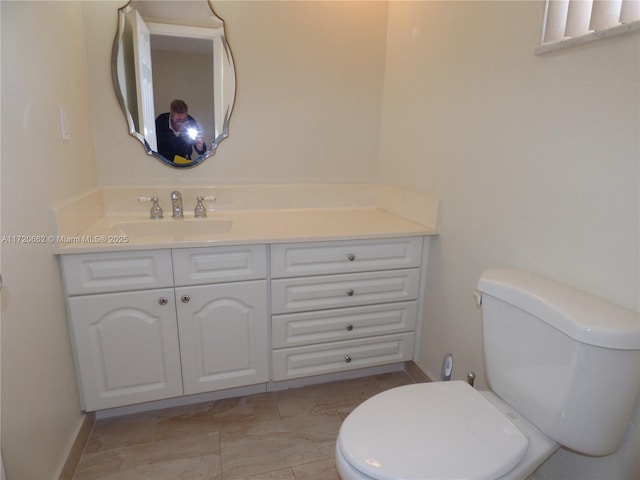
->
[110, 217, 232, 239]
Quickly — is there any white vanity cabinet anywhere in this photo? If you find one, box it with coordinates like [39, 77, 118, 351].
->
[60, 246, 268, 411]
[270, 237, 424, 381]
[59, 236, 425, 410]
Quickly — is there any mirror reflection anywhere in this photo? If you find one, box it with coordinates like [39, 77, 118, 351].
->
[112, 0, 236, 168]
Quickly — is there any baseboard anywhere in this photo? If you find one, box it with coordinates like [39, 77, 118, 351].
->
[58, 412, 95, 480]
[404, 361, 433, 383]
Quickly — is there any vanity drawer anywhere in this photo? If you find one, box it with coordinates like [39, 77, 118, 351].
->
[271, 269, 420, 314]
[272, 301, 417, 348]
[172, 245, 267, 286]
[60, 250, 173, 295]
[272, 332, 415, 381]
[270, 237, 422, 278]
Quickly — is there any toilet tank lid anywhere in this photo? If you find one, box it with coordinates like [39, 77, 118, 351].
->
[477, 268, 640, 350]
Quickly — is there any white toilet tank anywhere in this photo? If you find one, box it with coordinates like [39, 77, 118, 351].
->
[477, 268, 640, 457]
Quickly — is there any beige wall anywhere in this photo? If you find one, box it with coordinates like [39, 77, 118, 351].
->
[380, 1, 639, 477]
[84, 0, 388, 185]
[1, 1, 98, 479]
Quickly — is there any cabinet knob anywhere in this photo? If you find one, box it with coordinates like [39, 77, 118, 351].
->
[346, 323, 354, 331]
[158, 297, 168, 305]
[347, 253, 356, 261]
[346, 289, 354, 296]
[181, 294, 191, 303]
[344, 354, 352, 363]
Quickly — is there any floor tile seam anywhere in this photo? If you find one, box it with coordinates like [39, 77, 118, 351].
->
[216, 421, 342, 445]
[289, 453, 336, 469]
[216, 428, 322, 477]
[277, 408, 344, 420]
[77, 448, 225, 474]
[84, 415, 160, 455]
[150, 430, 223, 458]
[221, 465, 296, 480]
[154, 428, 224, 441]
[81, 439, 155, 458]
[76, 451, 225, 480]
[83, 429, 221, 460]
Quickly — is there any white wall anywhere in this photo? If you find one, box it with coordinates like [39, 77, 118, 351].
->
[0, 1, 99, 479]
[83, 0, 389, 185]
[379, 1, 639, 477]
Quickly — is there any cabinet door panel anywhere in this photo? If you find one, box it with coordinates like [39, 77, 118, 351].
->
[176, 280, 269, 395]
[67, 289, 182, 411]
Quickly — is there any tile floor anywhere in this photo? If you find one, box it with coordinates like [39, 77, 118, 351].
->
[72, 372, 415, 480]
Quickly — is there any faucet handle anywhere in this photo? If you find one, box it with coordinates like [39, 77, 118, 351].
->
[138, 196, 163, 219]
[194, 195, 216, 218]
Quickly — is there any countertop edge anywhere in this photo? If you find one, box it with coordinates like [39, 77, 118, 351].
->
[52, 208, 437, 254]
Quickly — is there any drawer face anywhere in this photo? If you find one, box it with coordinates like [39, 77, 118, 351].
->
[173, 245, 267, 286]
[272, 301, 417, 348]
[271, 237, 423, 278]
[272, 332, 415, 381]
[271, 269, 420, 314]
[61, 250, 173, 295]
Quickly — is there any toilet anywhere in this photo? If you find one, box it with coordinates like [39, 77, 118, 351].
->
[335, 267, 640, 480]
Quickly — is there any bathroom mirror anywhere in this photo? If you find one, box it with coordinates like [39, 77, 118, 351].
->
[112, 0, 236, 168]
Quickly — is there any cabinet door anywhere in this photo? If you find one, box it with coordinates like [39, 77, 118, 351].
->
[176, 280, 269, 395]
[67, 289, 182, 411]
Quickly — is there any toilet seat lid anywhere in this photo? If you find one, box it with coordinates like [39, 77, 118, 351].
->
[338, 381, 529, 480]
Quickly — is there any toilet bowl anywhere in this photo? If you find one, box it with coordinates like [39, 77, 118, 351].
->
[335, 381, 558, 480]
[335, 268, 640, 480]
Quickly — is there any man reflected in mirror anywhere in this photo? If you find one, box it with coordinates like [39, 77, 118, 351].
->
[155, 99, 206, 163]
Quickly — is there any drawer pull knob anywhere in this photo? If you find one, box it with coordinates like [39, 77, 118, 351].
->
[347, 253, 356, 261]
[346, 324, 354, 331]
[158, 297, 168, 305]
[346, 289, 354, 296]
[345, 354, 352, 363]
[181, 295, 191, 303]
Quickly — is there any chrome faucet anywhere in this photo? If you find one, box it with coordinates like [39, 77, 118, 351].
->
[194, 194, 217, 218]
[138, 196, 163, 219]
[170, 191, 184, 218]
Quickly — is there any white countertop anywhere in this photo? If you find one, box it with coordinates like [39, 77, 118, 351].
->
[53, 207, 436, 254]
